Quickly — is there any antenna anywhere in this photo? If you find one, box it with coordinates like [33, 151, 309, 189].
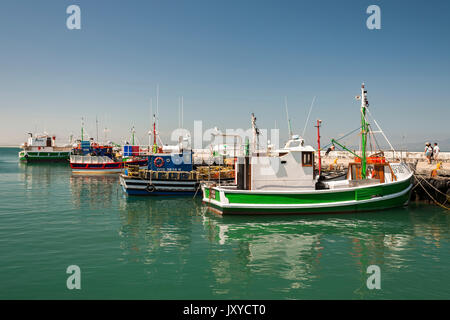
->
[95, 115, 99, 142]
[149, 98, 153, 148]
[81, 117, 84, 141]
[156, 84, 159, 132]
[302, 96, 316, 138]
[103, 127, 108, 143]
[285, 96, 293, 139]
[131, 126, 135, 145]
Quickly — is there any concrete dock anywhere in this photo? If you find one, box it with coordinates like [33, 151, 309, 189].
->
[319, 151, 450, 177]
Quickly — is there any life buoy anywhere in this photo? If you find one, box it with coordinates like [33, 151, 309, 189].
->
[146, 184, 156, 192]
[154, 157, 164, 168]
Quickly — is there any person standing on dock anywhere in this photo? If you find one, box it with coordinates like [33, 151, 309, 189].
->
[325, 145, 335, 156]
[433, 143, 440, 162]
[425, 143, 433, 164]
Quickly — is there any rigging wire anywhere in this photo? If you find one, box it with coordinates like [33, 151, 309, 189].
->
[302, 96, 316, 138]
[322, 126, 361, 150]
[366, 108, 395, 152]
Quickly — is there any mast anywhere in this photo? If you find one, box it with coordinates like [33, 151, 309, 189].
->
[131, 126, 135, 145]
[315, 119, 322, 176]
[251, 113, 259, 154]
[360, 83, 369, 179]
[152, 114, 158, 153]
[149, 98, 153, 149]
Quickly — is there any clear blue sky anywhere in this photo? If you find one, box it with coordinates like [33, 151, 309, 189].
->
[1, 0, 449, 149]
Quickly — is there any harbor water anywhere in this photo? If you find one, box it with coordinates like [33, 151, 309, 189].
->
[0, 147, 449, 299]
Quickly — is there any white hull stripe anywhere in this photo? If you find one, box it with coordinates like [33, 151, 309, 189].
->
[121, 179, 196, 186]
[123, 185, 195, 191]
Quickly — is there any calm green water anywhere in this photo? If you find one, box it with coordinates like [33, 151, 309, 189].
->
[0, 147, 449, 299]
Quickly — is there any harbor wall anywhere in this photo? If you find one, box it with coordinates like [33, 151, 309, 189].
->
[318, 151, 450, 177]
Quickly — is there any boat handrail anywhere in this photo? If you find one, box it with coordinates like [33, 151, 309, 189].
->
[70, 155, 115, 164]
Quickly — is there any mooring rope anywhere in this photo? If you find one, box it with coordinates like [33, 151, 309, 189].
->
[409, 164, 450, 199]
[413, 175, 450, 211]
[408, 160, 450, 210]
[193, 183, 202, 199]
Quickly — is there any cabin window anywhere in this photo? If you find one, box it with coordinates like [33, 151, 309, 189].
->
[302, 152, 313, 167]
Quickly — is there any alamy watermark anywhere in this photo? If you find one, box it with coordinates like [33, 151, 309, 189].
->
[366, 265, 381, 290]
[66, 5, 380, 31]
[66, 265, 81, 290]
[366, 5, 381, 30]
[66, 5, 81, 30]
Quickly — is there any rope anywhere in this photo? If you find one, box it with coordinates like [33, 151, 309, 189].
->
[193, 183, 201, 199]
[413, 175, 450, 210]
[409, 164, 450, 199]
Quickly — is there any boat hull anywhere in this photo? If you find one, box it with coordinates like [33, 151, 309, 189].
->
[70, 159, 147, 174]
[120, 174, 199, 196]
[19, 151, 70, 162]
[202, 176, 413, 215]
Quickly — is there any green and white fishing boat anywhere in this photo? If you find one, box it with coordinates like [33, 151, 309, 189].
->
[201, 84, 414, 215]
[19, 133, 72, 162]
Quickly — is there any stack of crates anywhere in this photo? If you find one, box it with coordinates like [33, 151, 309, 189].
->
[81, 141, 91, 155]
[123, 145, 140, 157]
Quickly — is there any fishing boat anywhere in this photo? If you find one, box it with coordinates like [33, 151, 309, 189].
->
[19, 133, 72, 162]
[70, 139, 147, 174]
[120, 151, 235, 195]
[201, 84, 414, 215]
[70, 125, 147, 174]
[120, 112, 235, 195]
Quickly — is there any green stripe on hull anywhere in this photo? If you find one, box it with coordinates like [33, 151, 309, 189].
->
[226, 189, 356, 204]
[206, 188, 411, 215]
[222, 178, 411, 205]
[19, 152, 70, 162]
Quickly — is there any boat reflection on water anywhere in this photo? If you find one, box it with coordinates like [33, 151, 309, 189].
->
[69, 174, 119, 209]
[109, 191, 449, 298]
[200, 205, 448, 296]
[117, 197, 203, 266]
[19, 161, 68, 190]
[201, 207, 326, 290]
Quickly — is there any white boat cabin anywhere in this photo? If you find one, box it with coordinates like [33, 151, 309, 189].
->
[23, 134, 55, 148]
[236, 139, 317, 191]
